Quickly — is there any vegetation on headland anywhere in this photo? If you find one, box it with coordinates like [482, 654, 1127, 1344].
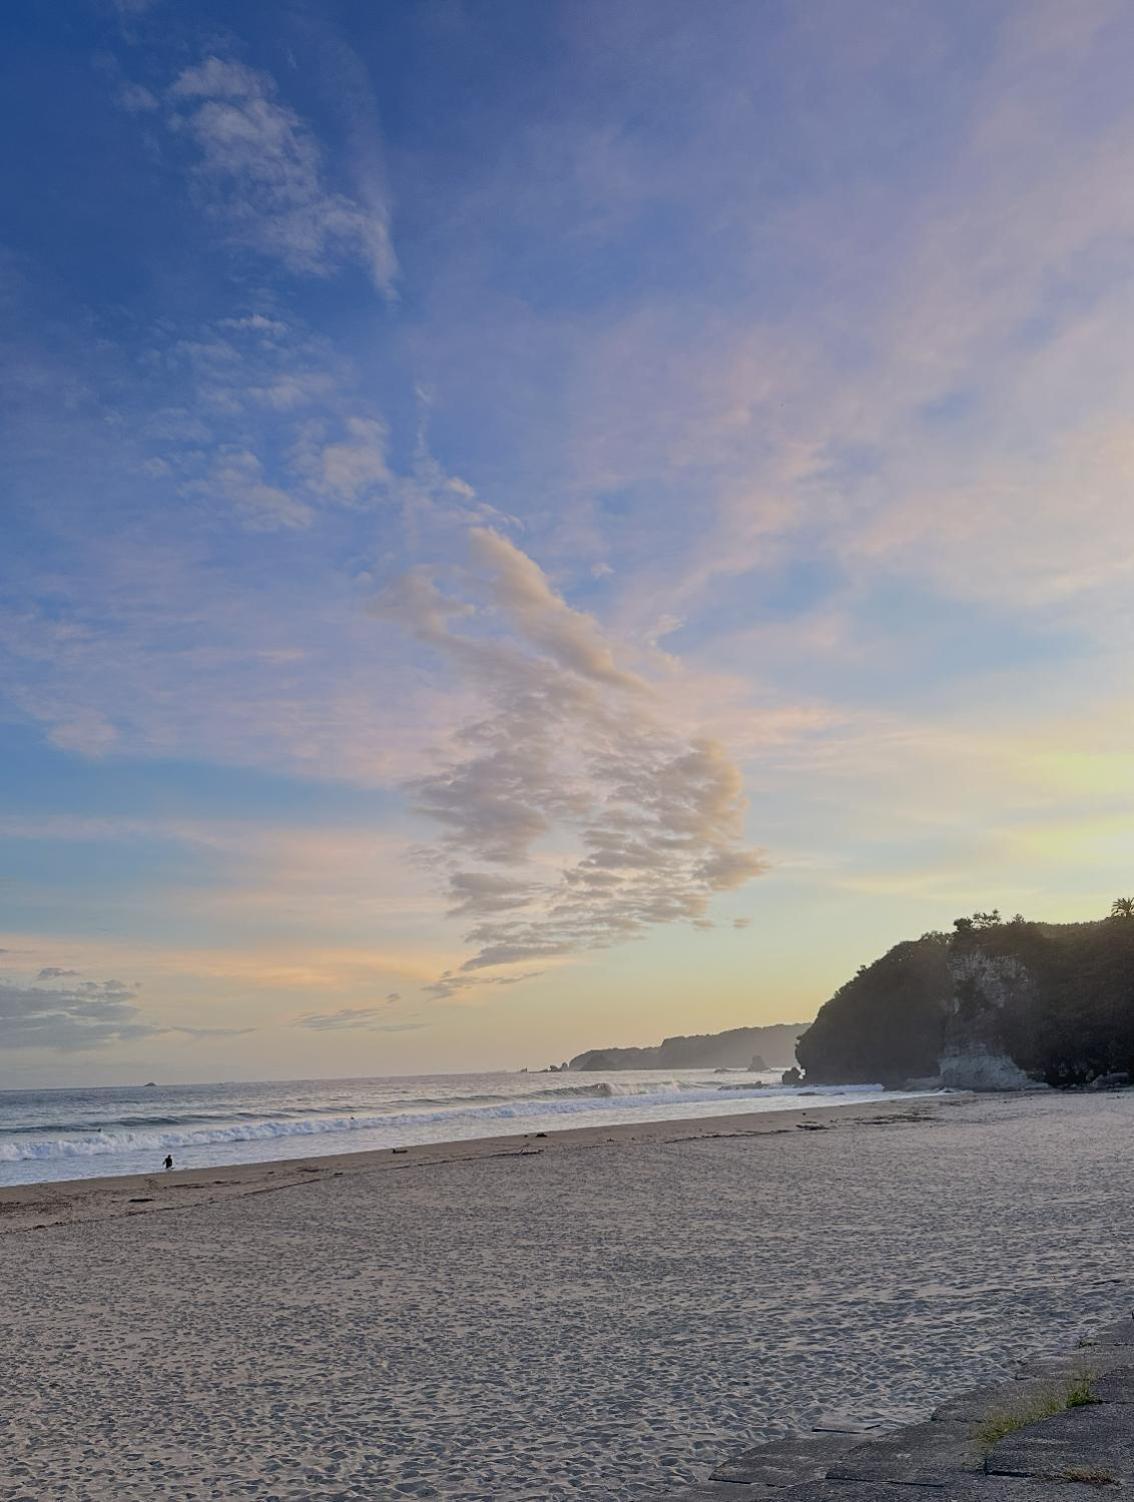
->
[796, 905, 1134, 1088]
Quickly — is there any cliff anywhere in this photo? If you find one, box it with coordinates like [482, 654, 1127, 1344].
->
[570, 1023, 806, 1072]
[795, 914, 1134, 1089]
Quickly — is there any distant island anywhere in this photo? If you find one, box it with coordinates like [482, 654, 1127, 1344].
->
[567, 1023, 807, 1072]
[797, 904, 1134, 1090]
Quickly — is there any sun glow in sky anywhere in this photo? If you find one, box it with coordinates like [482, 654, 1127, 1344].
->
[3, 0, 1134, 1086]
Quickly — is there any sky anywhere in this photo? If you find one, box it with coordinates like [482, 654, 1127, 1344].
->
[3, 0, 1134, 1087]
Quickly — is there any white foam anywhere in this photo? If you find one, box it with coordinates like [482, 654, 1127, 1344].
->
[0, 1083, 896, 1164]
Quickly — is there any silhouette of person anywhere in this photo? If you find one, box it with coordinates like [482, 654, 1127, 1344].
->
[163, 1154, 174, 1170]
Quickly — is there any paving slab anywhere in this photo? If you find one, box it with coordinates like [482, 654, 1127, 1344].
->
[1090, 1366, 1134, 1403]
[811, 1412, 886, 1434]
[658, 1484, 773, 1501]
[986, 1401, 1134, 1483]
[826, 1420, 983, 1485]
[770, 1480, 1126, 1501]
[1077, 1316, 1134, 1348]
[710, 1431, 862, 1484]
[1015, 1347, 1134, 1383]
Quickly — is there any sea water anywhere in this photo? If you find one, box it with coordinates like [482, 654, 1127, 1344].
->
[0, 1071, 931, 1186]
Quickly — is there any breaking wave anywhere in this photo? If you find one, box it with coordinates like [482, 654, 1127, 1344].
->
[0, 1080, 889, 1164]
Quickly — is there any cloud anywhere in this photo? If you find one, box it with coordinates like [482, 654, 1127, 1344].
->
[171, 1025, 255, 1039]
[291, 416, 391, 505]
[0, 295, 523, 787]
[167, 58, 397, 295]
[36, 967, 80, 981]
[152, 319, 398, 533]
[616, 12, 1134, 634]
[172, 324, 338, 417]
[446, 871, 543, 917]
[296, 1004, 384, 1030]
[468, 528, 644, 690]
[295, 1005, 425, 1032]
[424, 968, 546, 1000]
[117, 83, 158, 113]
[0, 977, 160, 1051]
[374, 529, 766, 992]
[217, 314, 289, 336]
[46, 711, 118, 756]
[209, 449, 313, 532]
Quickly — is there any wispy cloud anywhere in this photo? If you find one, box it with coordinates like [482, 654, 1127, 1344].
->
[295, 1005, 425, 1033]
[166, 57, 397, 295]
[424, 968, 546, 1000]
[375, 527, 766, 991]
[116, 83, 158, 113]
[0, 961, 257, 1051]
[291, 416, 391, 505]
[172, 1024, 255, 1040]
[0, 976, 156, 1051]
[208, 448, 314, 532]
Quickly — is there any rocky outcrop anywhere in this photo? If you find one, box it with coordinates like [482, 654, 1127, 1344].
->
[795, 915, 1134, 1090]
[938, 1047, 1035, 1091]
[938, 950, 1039, 1091]
[570, 1023, 806, 1072]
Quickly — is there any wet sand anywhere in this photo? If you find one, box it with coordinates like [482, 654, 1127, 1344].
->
[2, 1090, 1133, 1500]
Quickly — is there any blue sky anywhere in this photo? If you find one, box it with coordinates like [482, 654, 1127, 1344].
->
[3, 0, 1134, 1084]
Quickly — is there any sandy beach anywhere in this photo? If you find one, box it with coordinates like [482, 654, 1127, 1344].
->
[4, 1089, 1134, 1500]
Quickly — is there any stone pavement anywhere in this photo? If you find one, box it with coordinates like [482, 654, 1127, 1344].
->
[664, 1314, 1134, 1499]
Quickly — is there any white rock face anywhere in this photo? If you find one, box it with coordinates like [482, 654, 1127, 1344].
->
[939, 948, 1047, 1091]
[939, 1045, 1035, 1091]
[949, 949, 1031, 1006]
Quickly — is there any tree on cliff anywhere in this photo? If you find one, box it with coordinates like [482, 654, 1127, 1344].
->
[954, 910, 1001, 933]
[1110, 897, 1134, 919]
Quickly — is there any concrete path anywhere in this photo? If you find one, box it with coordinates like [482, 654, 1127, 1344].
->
[666, 1314, 1134, 1499]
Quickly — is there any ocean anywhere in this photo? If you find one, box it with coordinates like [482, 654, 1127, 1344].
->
[0, 1070, 929, 1187]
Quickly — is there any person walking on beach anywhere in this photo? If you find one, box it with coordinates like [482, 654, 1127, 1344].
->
[163, 1154, 173, 1170]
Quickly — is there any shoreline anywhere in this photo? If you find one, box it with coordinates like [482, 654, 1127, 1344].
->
[0, 1090, 962, 1236]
